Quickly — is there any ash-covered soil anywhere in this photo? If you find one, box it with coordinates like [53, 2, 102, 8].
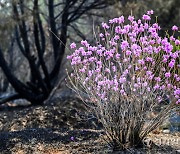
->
[0, 97, 179, 154]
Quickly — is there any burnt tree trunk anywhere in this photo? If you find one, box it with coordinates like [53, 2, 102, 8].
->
[0, 0, 111, 105]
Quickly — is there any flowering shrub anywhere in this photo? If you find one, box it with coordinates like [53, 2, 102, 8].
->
[67, 10, 180, 150]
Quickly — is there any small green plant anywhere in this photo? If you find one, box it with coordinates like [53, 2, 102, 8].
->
[67, 10, 179, 150]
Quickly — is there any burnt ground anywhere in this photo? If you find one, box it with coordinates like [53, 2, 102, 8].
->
[0, 97, 179, 154]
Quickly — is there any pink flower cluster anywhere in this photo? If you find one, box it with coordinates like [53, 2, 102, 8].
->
[68, 10, 180, 104]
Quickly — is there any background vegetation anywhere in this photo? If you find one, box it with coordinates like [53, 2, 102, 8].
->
[0, 0, 180, 105]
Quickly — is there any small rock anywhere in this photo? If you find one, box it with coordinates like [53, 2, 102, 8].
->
[176, 150, 180, 153]
[162, 129, 170, 134]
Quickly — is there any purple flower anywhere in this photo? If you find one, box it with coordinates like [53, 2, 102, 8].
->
[88, 71, 93, 77]
[112, 66, 116, 72]
[109, 19, 114, 24]
[102, 22, 109, 29]
[105, 68, 110, 73]
[146, 57, 153, 62]
[171, 52, 179, 59]
[138, 19, 141, 24]
[119, 77, 126, 83]
[167, 84, 172, 88]
[81, 40, 89, 47]
[67, 55, 73, 60]
[161, 85, 165, 90]
[165, 72, 171, 78]
[172, 25, 178, 31]
[115, 26, 121, 34]
[123, 69, 129, 75]
[170, 36, 175, 41]
[155, 77, 161, 82]
[174, 89, 180, 95]
[175, 39, 180, 45]
[99, 33, 104, 37]
[162, 58, 167, 63]
[79, 47, 85, 55]
[149, 27, 156, 33]
[70, 136, 74, 141]
[130, 37, 136, 42]
[163, 54, 169, 60]
[168, 59, 175, 68]
[110, 40, 117, 46]
[135, 66, 139, 71]
[147, 87, 151, 92]
[105, 32, 110, 36]
[70, 42, 76, 49]
[115, 53, 120, 59]
[79, 68, 85, 73]
[161, 38, 168, 45]
[126, 50, 132, 56]
[176, 77, 180, 82]
[176, 99, 180, 104]
[143, 82, 148, 87]
[134, 83, 139, 88]
[118, 16, 125, 24]
[138, 25, 145, 32]
[147, 10, 154, 15]
[157, 96, 162, 102]
[114, 35, 120, 40]
[128, 15, 134, 22]
[131, 44, 138, 50]
[123, 58, 128, 62]
[97, 49, 103, 56]
[97, 61, 102, 65]
[164, 44, 173, 53]
[138, 59, 145, 65]
[154, 84, 160, 90]
[152, 23, 160, 30]
[148, 75, 154, 80]
[85, 77, 89, 81]
[87, 51, 92, 55]
[120, 89, 125, 95]
[113, 86, 119, 91]
[142, 14, 151, 20]
[146, 71, 152, 76]
[143, 66, 147, 70]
